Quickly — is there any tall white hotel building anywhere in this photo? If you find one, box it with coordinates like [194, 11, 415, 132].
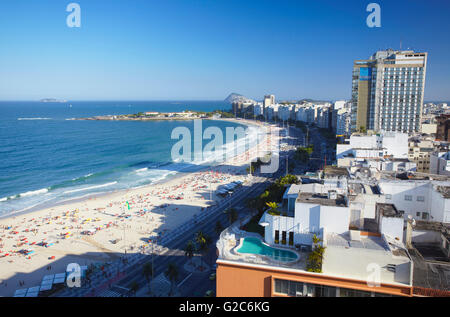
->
[351, 50, 428, 133]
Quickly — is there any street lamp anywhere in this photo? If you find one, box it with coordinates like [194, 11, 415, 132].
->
[209, 169, 212, 202]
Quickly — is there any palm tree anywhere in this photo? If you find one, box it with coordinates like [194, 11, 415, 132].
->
[142, 262, 153, 292]
[214, 220, 223, 235]
[184, 240, 195, 266]
[165, 263, 179, 296]
[266, 202, 281, 216]
[129, 281, 139, 296]
[257, 190, 270, 213]
[312, 234, 322, 245]
[307, 234, 325, 273]
[225, 208, 238, 225]
[195, 231, 211, 270]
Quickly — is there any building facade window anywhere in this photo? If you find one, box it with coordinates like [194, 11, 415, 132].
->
[405, 195, 412, 201]
[339, 288, 372, 297]
[273, 279, 397, 297]
[417, 196, 425, 202]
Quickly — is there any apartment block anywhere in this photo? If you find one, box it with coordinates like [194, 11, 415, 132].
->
[408, 139, 434, 173]
[351, 50, 427, 133]
[216, 183, 413, 297]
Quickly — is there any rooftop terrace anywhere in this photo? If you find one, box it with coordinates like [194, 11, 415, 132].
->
[322, 166, 349, 178]
[217, 227, 412, 288]
[376, 203, 404, 218]
[297, 192, 348, 207]
[324, 233, 412, 287]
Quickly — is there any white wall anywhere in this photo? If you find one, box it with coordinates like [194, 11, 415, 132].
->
[350, 194, 386, 219]
[430, 188, 445, 222]
[337, 133, 408, 160]
[379, 181, 431, 219]
[263, 201, 350, 247]
[430, 152, 450, 176]
[445, 200, 450, 223]
[336, 144, 353, 159]
[264, 213, 295, 245]
[380, 216, 404, 241]
[319, 205, 350, 234]
[349, 135, 378, 149]
[379, 180, 450, 224]
[382, 133, 409, 158]
[430, 189, 450, 223]
[294, 202, 350, 235]
[411, 230, 442, 243]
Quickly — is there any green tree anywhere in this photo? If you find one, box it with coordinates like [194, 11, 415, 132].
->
[277, 174, 300, 186]
[214, 220, 223, 235]
[294, 146, 314, 163]
[129, 281, 140, 296]
[195, 231, 211, 269]
[142, 262, 153, 292]
[225, 208, 238, 225]
[165, 263, 179, 296]
[184, 240, 195, 265]
[306, 235, 326, 273]
[266, 202, 281, 216]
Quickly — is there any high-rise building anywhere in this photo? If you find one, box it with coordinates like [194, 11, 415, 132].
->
[436, 114, 450, 141]
[263, 94, 275, 118]
[408, 139, 434, 173]
[351, 50, 428, 133]
[264, 94, 275, 106]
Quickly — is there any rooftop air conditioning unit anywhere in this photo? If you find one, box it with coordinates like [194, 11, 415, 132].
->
[328, 190, 337, 200]
[350, 229, 361, 241]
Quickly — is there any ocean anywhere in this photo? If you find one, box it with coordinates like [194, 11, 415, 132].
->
[0, 101, 258, 216]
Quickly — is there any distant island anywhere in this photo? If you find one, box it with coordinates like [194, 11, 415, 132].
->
[40, 98, 68, 103]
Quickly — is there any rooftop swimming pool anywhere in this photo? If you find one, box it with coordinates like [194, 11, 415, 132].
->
[237, 237, 298, 262]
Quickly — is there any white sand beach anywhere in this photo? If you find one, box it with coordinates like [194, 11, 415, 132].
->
[0, 120, 280, 296]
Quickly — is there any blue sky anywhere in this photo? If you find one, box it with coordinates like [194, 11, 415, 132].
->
[0, 0, 449, 101]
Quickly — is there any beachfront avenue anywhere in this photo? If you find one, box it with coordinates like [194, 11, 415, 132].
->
[171, 119, 280, 173]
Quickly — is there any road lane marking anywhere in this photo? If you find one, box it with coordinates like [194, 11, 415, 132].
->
[178, 273, 193, 287]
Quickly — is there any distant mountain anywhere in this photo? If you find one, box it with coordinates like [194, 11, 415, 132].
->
[224, 93, 255, 104]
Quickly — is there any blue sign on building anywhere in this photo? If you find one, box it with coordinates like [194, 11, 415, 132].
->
[359, 67, 372, 81]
